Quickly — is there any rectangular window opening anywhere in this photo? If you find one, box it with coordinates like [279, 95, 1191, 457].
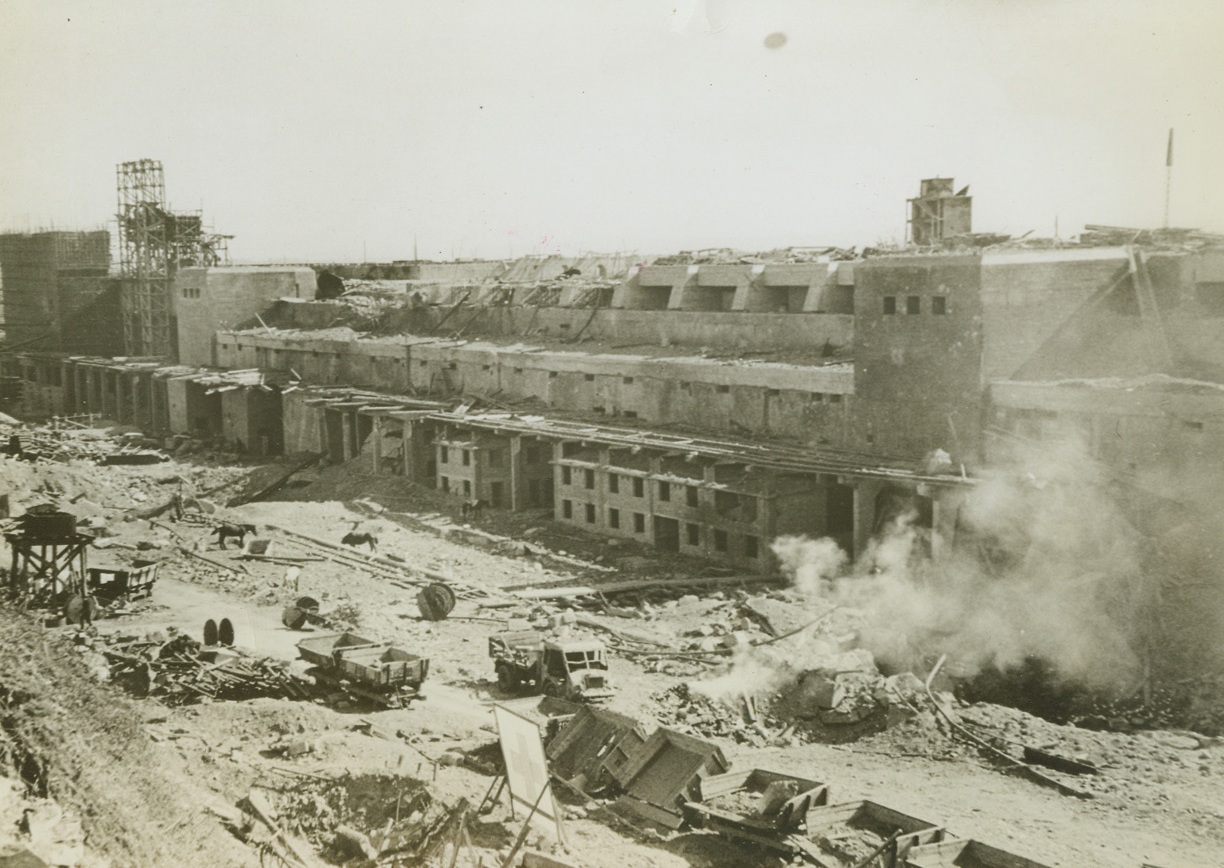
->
[932, 295, 947, 315]
[562, 500, 573, 519]
[686, 523, 700, 546]
[585, 503, 596, 524]
[609, 508, 620, 529]
[633, 513, 645, 533]
[906, 295, 921, 315]
[883, 296, 897, 315]
[658, 481, 671, 502]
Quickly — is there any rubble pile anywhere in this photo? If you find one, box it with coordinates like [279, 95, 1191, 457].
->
[90, 631, 311, 706]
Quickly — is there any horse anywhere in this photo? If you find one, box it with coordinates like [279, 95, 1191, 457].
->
[460, 498, 488, 521]
[213, 523, 257, 549]
[341, 531, 378, 552]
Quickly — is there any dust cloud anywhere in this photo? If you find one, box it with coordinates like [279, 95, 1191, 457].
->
[772, 436, 1156, 690]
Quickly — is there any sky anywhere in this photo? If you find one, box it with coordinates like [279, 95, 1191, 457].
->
[1, 0, 1221, 263]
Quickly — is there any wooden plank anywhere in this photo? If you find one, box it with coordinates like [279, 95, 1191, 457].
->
[510, 573, 780, 600]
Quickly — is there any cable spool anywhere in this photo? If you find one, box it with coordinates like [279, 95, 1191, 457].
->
[416, 583, 457, 621]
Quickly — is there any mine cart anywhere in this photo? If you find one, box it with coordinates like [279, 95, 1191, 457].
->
[296, 632, 429, 708]
[87, 559, 161, 604]
[489, 630, 614, 703]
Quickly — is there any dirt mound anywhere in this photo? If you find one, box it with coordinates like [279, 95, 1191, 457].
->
[0, 609, 257, 866]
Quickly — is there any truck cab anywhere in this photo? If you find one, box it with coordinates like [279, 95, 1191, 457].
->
[541, 639, 612, 702]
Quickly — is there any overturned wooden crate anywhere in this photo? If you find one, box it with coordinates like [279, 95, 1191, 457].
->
[904, 838, 1051, 868]
[684, 767, 830, 855]
[804, 800, 949, 868]
[688, 767, 829, 831]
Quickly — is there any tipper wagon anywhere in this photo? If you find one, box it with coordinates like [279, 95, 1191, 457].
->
[296, 631, 428, 708]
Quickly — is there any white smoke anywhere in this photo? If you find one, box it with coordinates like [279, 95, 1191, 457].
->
[770, 436, 1155, 690]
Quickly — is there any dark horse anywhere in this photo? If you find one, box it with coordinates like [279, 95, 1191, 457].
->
[460, 498, 488, 521]
[213, 523, 257, 549]
[341, 531, 378, 552]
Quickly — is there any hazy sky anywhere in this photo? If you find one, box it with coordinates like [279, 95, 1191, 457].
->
[1, 1, 1221, 262]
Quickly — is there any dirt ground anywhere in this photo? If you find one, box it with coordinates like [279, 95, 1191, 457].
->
[0, 431, 1221, 867]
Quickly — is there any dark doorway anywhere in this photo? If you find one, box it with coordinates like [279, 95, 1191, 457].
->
[653, 516, 680, 553]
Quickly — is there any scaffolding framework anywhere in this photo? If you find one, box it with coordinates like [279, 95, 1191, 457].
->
[116, 159, 229, 357]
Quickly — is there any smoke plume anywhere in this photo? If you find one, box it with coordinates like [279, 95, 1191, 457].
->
[771, 436, 1156, 690]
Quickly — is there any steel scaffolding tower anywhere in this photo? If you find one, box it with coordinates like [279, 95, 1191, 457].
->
[116, 159, 229, 357]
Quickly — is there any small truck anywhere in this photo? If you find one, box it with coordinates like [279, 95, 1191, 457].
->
[489, 630, 614, 703]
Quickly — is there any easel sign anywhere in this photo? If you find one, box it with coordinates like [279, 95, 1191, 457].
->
[492, 703, 565, 843]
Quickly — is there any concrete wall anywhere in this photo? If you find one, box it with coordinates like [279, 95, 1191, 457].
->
[268, 299, 854, 353]
[980, 248, 1136, 380]
[988, 380, 1224, 507]
[854, 254, 984, 460]
[215, 331, 856, 444]
[176, 267, 317, 367]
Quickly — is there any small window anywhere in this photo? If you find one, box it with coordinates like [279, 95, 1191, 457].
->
[1184, 420, 1204, 431]
[584, 468, 595, 490]
[686, 523, 700, 546]
[716, 385, 730, 394]
[608, 474, 619, 494]
[658, 481, 671, 502]
[585, 503, 596, 524]
[744, 535, 759, 558]
[440, 446, 449, 464]
[714, 529, 728, 552]
[549, 371, 558, 379]
[623, 410, 638, 419]
[448, 361, 458, 370]
[562, 466, 572, 485]
[482, 364, 492, 371]
[633, 477, 644, 497]
[463, 480, 472, 496]
[680, 381, 691, 391]
[633, 513, 645, 533]
[562, 500, 573, 519]
[462, 450, 471, 466]
[584, 374, 595, 382]
[609, 508, 620, 529]
[440, 476, 449, 492]
[906, 295, 921, 314]
[686, 486, 699, 507]
[766, 389, 780, 398]
[419, 360, 428, 366]
[932, 295, 947, 315]
[828, 394, 842, 404]
[883, 296, 897, 315]
[514, 367, 524, 374]
[623, 376, 634, 385]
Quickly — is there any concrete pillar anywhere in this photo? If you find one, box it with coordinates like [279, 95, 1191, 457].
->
[730, 266, 766, 311]
[371, 416, 383, 473]
[595, 448, 611, 525]
[73, 366, 86, 415]
[644, 456, 662, 545]
[509, 435, 527, 511]
[552, 442, 566, 521]
[341, 412, 354, 460]
[851, 478, 885, 560]
[667, 267, 700, 311]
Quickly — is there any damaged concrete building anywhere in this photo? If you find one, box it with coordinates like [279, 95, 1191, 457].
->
[5, 181, 1224, 673]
